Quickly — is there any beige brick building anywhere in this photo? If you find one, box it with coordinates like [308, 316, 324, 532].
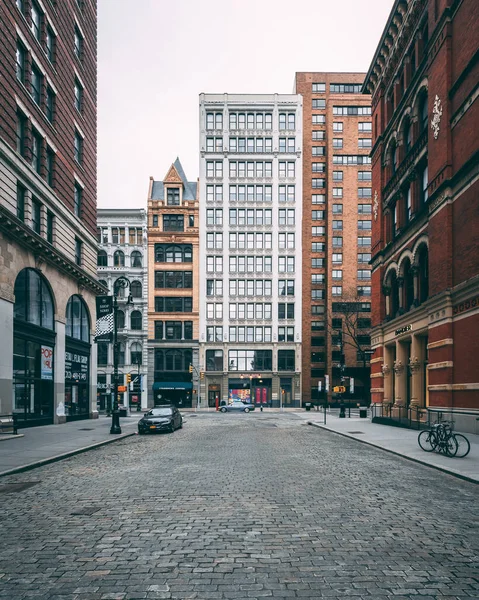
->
[146, 159, 200, 408]
[295, 73, 372, 405]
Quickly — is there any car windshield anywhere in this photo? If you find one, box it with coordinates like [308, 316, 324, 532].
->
[147, 408, 173, 417]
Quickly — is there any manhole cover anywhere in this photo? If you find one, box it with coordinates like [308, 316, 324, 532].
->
[348, 431, 365, 434]
[71, 506, 101, 516]
[78, 428, 94, 431]
[0, 482, 40, 494]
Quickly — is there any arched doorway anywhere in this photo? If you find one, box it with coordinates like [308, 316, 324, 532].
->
[13, 268, 55, 427]
[65, 295, 91, 421]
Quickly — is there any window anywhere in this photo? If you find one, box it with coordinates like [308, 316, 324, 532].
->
[74, 130, 83, 165]
[358, 204, 372, 214]
[74, 78, 83, 112]
[357, 286, 371, 296]
[16, 0, 25, 13]
[358, 138, 372, 148]
[31, 63, 42, 105]
[358, 122, 372, 132]
[16, 42, 26, 84]
[75, 238, 82, 265]
[46, 87, 55, 123]
[155, 271, 192, 289]
[333, 106, 371, 115]
[404, 120, 412, 153]
[167, 188, 180, 205]
[333, 138, 343, 149]
[228, 350, 272, 372]
[332, 253, 343, 264]
[206, 350, 223, 371]
[130, 251, 142, 268]
[312, 178, 325, 189]
[312, 115, 325, 125]
[312, 131, 325, 140]
[311, 337, 325, 347]
[31, 1, 42, 41]
[333, 122, 343, 132]
[97, 250, 107, 267]
[46, 27, 55, 63]
[332, 236, 342, 247]
[332, 204, 343, 214]
[358, 187, 372, 198]
[32, 198, 41, 234]
[130, 310, 142, 330]
[332, 220, 343, 230]
[312, 146, 325, 156]
[130, 343, 142, 366]
[154, 297, 193, 313]
[74, 26, 83, 60]
[163, 214, 184, 232]
[206, 279, 223, 296]
[207, 112, 223, 130]
[312, 83, 325, 92]
[332, 270, 342, 280]
[206, 161, 223, 177]
[358, 237, 371, 246]
[419, 94, 428, 132]
[278, 280, 294, 296]
[130, 280, 142, 298]
[113, 250, 124, 267]
[278, 350, 295, 371]
[46, 211, 54, 243]
[330, 83, 362, 93]
[312, 99, 326, 109]
[358, 171, 371, 181]
[97, 343, 108, 366]
[312, 163, 325, 173]
[357, 269, 370, 280]
[422, 166, 428, 203]
[312, 274, 324, 284]
[333, 155, 371, 165]
[312, 194, 325, 204]
[31, 129, 42, 173]
[358, 253, 371, 263]
[332, 188, 343, 198]
[358, 220, 371, 230]
[278, 303, 294, 319]
[74, 183, 82, 217]
[17, 183, 26, 221]
[332, 286, 342, 296]
[333, 171, 343, 181]
[46, 147, 54, 186]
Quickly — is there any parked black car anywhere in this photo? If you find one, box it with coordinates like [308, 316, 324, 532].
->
[138, 406, 183, 434]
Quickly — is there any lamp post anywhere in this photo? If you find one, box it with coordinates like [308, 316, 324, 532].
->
[111, 275, 132, 435]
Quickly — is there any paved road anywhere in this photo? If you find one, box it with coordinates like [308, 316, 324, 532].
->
[0, 412, 477, 600]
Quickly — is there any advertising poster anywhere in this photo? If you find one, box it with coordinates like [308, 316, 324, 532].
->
[95, 296, 113, 342]
[41, 346, 53, 380]
[229, 388, 251, 403]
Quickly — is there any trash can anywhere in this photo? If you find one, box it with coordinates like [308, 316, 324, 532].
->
[359, 407, 367, 418]
[304, 402, 312, 411]
[119, 406, 127, 417]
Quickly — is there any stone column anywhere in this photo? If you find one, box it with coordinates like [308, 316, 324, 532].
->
[394, 340, 408, 407]
[382, 345, 393, 408]
[411, 266, 420, 307]
[409, 334, 422, 408]
[54, 320, 66, 424]
[0, 298, 14, 415]
[397, 277, 404, 314]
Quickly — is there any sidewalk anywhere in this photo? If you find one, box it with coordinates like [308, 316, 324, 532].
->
[298, 410, 479, 483]
[0, 415, 139, 477]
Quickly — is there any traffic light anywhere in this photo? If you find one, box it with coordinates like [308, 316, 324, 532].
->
[126, 373, 131, 384]
[189, 364, 193, 374]
[200, 372, 204, 380]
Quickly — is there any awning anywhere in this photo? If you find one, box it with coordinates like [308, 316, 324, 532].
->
[152, 382, 193, 391]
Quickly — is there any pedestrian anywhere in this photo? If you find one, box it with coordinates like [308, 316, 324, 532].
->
[260, 404, 263, 412]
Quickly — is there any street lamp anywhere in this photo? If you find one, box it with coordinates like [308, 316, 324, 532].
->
[111, 275, 132, 434]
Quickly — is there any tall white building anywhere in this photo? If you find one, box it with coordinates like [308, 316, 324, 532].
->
[199, 94, 303, 408]
[96, 209, 148, 411]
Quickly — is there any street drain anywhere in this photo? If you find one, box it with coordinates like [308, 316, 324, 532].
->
[0, 481, 40, 494]
[78, 428, 94, 431]
[348, 431, 365, 434]
[71, 506, 101, 516]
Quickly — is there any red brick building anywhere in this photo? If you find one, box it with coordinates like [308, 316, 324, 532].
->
[0, 0, 101, 426]
[363, 0, 479, 432]
[295, 73, 372, 405]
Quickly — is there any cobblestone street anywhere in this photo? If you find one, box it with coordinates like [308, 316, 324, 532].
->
[0, 413, 478, 600]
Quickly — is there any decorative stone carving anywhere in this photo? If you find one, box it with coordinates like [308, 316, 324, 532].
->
[393, 359, 404, 375]
[381, 363, 391, 376]
[409, 356, 421, 373]
[431, 95, 443, 140]
[373, 190, 379, 221]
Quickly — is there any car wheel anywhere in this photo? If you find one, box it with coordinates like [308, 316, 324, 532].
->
[220, 407, 227, 412]
[138, 428, 145, 435]
[169, 423, 175, 433]
[244, 407, 250, 413]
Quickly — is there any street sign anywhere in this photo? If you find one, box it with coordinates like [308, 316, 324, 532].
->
[350, 377, 355, 393]
[317, 381, 322, 392]
[118, 385, 127, 392]
[325, 375, 329, 392]
[333, 386, 346, 393]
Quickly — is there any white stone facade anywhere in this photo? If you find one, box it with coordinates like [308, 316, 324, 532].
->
[199, 94, 303, 408]
[96, 209, 148, 411]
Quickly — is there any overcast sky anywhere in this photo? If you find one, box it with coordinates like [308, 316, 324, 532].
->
[97, 0, 394, 208]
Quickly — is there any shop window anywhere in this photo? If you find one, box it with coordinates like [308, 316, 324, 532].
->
[65, 295, 90, 341]
[14, 268, 54, 329]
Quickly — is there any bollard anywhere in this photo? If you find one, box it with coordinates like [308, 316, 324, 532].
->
[339, 402, 346, 418]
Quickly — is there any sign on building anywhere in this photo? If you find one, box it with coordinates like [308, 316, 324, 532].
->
[95, 296, 114, 342]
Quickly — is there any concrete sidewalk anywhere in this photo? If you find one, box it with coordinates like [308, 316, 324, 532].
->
[297, 410, 479, 483]
[0, 415, 139, 477]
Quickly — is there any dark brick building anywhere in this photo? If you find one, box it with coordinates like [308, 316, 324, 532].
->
[363, 0, 479, 431]
[0, 0, 101, 426]
[295, 73, 372, 405]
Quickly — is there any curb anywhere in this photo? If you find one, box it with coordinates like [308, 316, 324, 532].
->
[0, 431, 136, 478]
[0, 434, 25, 442]
[307, 421, 478, 485]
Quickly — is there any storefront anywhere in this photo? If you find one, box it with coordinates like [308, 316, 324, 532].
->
[64, 295, 91, 421]
[152, 381, 193, 408]
[228, 377, 271, 407]
[12, 269, 55, 427]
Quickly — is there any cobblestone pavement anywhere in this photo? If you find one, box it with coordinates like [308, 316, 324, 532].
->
[0, 412, 478, 600]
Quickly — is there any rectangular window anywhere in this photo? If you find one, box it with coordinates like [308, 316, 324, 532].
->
[333, 171, 343, 181]
[74, 26, 83, 60]
[333, 122, 343, 132]
[358, 237, 371, 246]
[358, 220, 372, 230]
[312, 99, 326, 109]
[312, 83, 325, 93]
[46, 211, 54, 244]
[330, 83, 362, 93]
[312, 130, 325, 140]
[358, 138, 372, 148]
[74, 130, 83, 165]
[332, 204, 343, 214]
[357, 286, 372, 296]
[155, 271, 193, 289]
[31, 129, 42, 173]
[46, 26, 55, 63]
[357, 269, 371, 280]
[312, 146, 325, 156]
[333, 106, 371, 116]
[31, 1, 42, 41]
[332, 187, 343, 198]
[312, 194, 325, 204]
[312, 115, 326, 125]
[163, 214, 184, 232]
[154, 297, 193, 312]
[358, 187, 372, 198]
[46, 87, 55, 123]
[31, 63, 42, 105]
[17, 183, 26, 221]
[358, 253, 371, 263]
[312, 210, 324, 221]
[312, 178, 325, 189]
[332, 237, 343, 247]
[332, 270, 342, 280]
[278, 350, 295, 371]
[358, 122, 372, 132]
[332, 253, 343, 264]
[332, 286, 342, 296]
[312, 242, 325, 252]
[46, 147, 54, 186]
[75, 237, 82, 265]
[74, 78, 83, 112]
[358, 204, 372, 214]
[358, 171, 372, 181]
[333, 138, 343, 149]
[16, 41, 26, 84]
[74, 183, 82, 218]
[332, 220, 343, 230]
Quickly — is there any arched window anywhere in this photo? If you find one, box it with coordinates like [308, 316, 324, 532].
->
[404, 119, 412, 153]
[418, 92, 428, 132]
[131, 251, 142, 268]
[417, 246, 429, 303]
[130, 342, 142, 365]
[114, 278, 125, 298]
[402, 259, 414, 312]
[66, 295, 90, 341]
[114, 250, 125, 267]
[421, 165, 428, 204]
[116, 309, 125, 329]
[97, 250, 108, 267]
[389, 271, 399, 318]
[130, 310, 142, 330]
[391, 142, 398, 174]
[130, 280, 142, 298]
[14, 268, 54, 329]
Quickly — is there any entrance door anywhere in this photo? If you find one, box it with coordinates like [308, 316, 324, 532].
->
[208, 390, 218, 408]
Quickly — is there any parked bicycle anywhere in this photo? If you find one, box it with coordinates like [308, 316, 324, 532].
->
[418, 420, 471, 458]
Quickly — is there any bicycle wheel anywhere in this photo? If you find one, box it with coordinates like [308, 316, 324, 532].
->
[444, 435, 458, 457]
[418, 430, 437, 452]
[453, 434, 471, 458]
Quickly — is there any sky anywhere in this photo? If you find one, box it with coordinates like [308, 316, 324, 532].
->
[97, 0, 394, 209]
